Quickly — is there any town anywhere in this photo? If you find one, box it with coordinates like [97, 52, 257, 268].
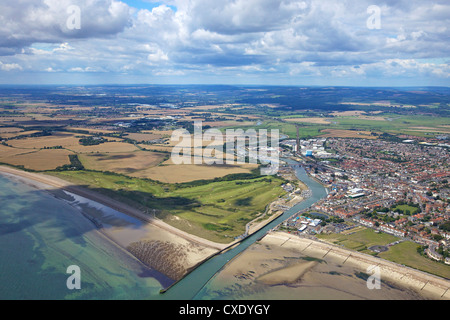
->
[280, 135, 450, 265]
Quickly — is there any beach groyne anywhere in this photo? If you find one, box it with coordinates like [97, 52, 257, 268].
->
[263, 232, 450, 300]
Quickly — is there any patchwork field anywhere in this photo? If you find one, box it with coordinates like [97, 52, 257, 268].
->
[323, 114, 450, 135]
[66, 127, 119, 134]
[0, 144, 39, 159]
[0, 127, 23, 133]
[284, 117, 332, 124]
[407, 127, 450, 134]
[0, 116, 35, 123]
[202, 120, 257, 128]
[138, 144, 173, 153]
[320, 129, 377, 139]
[0, 130, 41, 139]
[331, 110, 368, 116]
[0, 148, 73, 170]
[132, 163, 258, 183]
[67, 141, 139, 153]
[79, 151, 167, 175]
[123, 132, 165, 142]
[7, 132, 87, 149]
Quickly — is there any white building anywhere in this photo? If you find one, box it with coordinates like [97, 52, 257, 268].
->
[379, 224, 406, 237]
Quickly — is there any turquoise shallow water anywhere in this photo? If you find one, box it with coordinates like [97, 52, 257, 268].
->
[0, 160, 327, 300]
[0, 174, 165, 300]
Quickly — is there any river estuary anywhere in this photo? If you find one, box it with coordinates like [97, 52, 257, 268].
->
[0, 159, 327, 300]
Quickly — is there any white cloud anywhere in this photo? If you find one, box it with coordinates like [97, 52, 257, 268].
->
[0, 0, 448, 85]
[0, 0, 132, 53]
[147, 49, 169, 62]
[0, 62, 22, 71]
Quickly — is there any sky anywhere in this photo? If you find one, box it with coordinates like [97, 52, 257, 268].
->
[0, 0, 449, 86]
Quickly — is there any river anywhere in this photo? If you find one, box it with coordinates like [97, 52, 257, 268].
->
[160, 159, 328, 300]
[0, 159, 327, 300]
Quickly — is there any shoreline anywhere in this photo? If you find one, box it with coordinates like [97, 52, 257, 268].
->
[0, 162, 325, 296]
[0, 166, 223, 284]
[261, 231, 450, 299]
[0, 165, 228, 251]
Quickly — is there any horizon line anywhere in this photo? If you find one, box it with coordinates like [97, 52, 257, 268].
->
[0, 84, 449, 89]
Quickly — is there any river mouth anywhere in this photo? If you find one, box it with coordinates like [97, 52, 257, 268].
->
[161, 158, 329, 300]
[0, 158, 328, 300]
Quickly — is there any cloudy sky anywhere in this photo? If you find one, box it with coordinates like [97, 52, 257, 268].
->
[0, 0, 449, 86]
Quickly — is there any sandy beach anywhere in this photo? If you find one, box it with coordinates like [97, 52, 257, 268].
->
[3, 165, 449, 299]
[263, 232, 450, 299]
[0, 165, 222, 281]
[199, 231, 450, 300]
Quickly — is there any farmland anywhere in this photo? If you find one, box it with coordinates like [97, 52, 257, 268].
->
[78, 151, 167, 176]
[0, 145, 74, 170]
[129, 162, 257, 183]
[0, 84, 448, 245]
[320, 129, 377, 139]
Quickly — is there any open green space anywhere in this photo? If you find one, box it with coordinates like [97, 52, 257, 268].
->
[379, 241, 450, 280]
[222, 119, 326, 139]
[392, 204, 420, 215]
[222, 113, 449, 140]
[50, 169, 287, 243]
[317, 228, 450, 279]
[317, 228, 399, 254]
[323, 114, 450, 136]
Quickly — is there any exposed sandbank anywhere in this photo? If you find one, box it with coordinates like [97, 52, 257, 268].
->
[200, 231, 450, 300]
[0, 166, 220, 282]
[261, 232, 450, 299]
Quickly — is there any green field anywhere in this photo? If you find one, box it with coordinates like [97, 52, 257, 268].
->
[328, 114, 449, 135]
[51, 170, 286, 243]
[317, 228, 450, 279]
[379, 241, 450, 280]
[222, 119, 326, 139]
[392, 204, 420, 215]
[222, 113, 449, 140]
[317, 228, 399, 254]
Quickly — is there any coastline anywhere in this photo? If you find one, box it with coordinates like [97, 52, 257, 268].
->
[0, 165, 222, 283]
[0, 165, 227, 251]
[261, 231, 450, 299]
[196, 230, 449, 300]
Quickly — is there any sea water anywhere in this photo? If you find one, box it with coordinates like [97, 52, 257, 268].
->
[0, 174, 164, 300]
[0, 161, 328, 300]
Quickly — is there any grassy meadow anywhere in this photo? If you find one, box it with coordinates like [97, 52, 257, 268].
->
[379, 241, 450, 280]
[51, 169, 287, 243]
[317, 227, 399, 254]
[317, 228, 450, 279]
